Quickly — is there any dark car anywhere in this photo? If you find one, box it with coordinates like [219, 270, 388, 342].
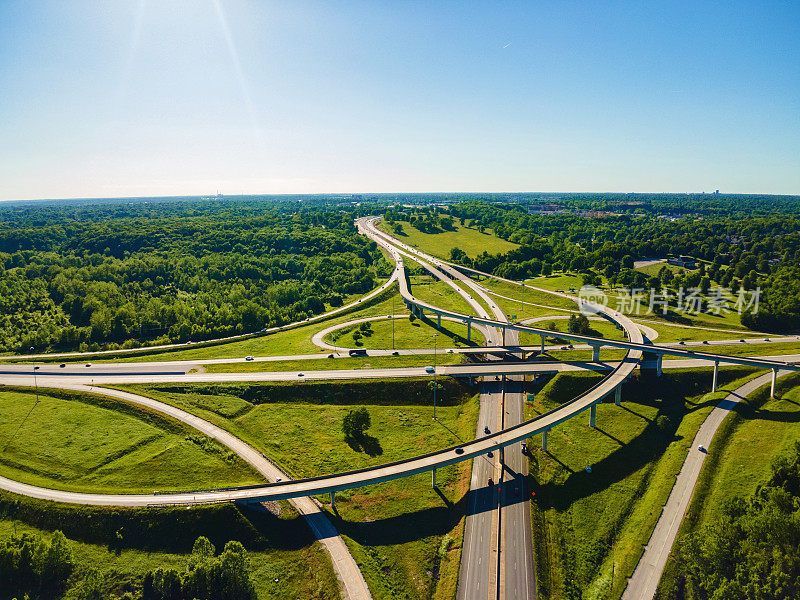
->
[59, 363, 66, 368]
[487, 478, 494, 487]
[391, 351, 400, 356]
[349, 348, 368, 357]
[484, 426, 491, 434]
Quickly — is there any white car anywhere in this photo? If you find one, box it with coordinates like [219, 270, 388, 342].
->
[425, 365, 435, 374]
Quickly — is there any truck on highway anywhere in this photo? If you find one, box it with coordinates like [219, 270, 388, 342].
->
[349, 348, 368, 357]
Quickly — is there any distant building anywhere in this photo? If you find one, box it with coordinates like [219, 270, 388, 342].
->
[668, 255, 698, 269]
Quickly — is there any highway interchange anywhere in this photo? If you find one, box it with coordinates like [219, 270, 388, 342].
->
[1, 216, 799, 600]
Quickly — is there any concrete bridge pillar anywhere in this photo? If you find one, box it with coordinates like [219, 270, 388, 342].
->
[466, 320, 471, 342]
[615, 385, 622, 406]
[541, 335, 545, 354]
[592, 345, 600, 362]
[771, 368, 777, 398]
[590, 404, 597, 428]
[437, 314, 441, 329]
[656, 355, 663, 377]
[432, 468, 437, 489]
[330, 491, 336, 512]
[712, 361, 719, 392]
[542, 428, 549, 452]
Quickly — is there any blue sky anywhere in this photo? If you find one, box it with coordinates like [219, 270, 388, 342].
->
[1, 1, 798, 200]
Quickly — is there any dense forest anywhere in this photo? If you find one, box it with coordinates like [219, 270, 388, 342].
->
[383, 200, 800, 332]
[0, 199, 388, 353]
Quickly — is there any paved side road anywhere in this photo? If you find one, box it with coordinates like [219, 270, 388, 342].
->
[622, 370, 789, 600]
[5, 383, 372, 600]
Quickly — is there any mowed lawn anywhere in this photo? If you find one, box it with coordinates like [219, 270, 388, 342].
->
[118, 380, 480, 600]
[377, 220, 518, 259]
[0, 388, 260, 494]
[525, 367, 761, 600]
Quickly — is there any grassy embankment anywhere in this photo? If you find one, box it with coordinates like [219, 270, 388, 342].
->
[115, 379, 481, 600]
[0, 387, 260, 494]
[525, 367, 762, 600]
[655, 371, 800, 598]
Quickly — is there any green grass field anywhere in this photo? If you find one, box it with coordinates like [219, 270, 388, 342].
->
[89, 288, 405, 363]
[481, 278, 579, 312]
[0, 388, 260, 494]
[114, 379, 480, 600]
[634, 261, 693, 278]
[517, 318, 627, 347]
[378, 220, 518, 259]
[525, 367, 761, 600]
[522, 273, 587, 292]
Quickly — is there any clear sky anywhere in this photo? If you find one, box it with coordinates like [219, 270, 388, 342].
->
[1, 1, 798, 200]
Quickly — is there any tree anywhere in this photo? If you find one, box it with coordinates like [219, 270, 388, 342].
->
[568, 314, 591, 335]
[342, 407, 371, 439]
